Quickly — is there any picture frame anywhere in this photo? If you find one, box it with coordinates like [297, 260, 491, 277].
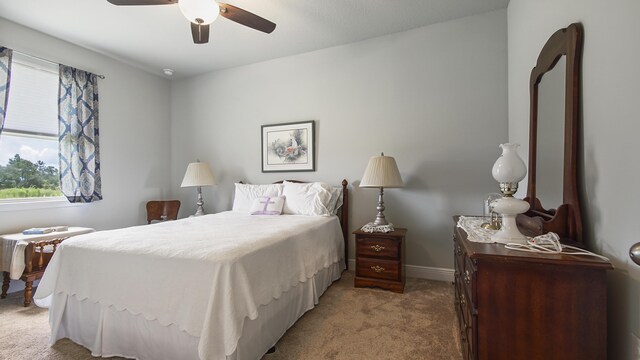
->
[261, 120, 315, 172]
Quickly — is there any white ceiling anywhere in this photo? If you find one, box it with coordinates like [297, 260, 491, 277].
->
[0, 0, 509, 79]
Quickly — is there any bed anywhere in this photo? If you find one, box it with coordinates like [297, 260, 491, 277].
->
[34, 179, 349, 360]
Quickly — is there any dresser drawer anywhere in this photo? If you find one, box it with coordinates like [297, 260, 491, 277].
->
[454, 286, 467, 358]
[356, 236, 400, 259]
[456, 286, 476, 360]
[356, 258, 400, 281]
[454, 226, 477, 359]
[454, 233, 466, 269]
[461, 314, 476, 360]
[455, 238, 477, 307]
[463, 256, 477, 306]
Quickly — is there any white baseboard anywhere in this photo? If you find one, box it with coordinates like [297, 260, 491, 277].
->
[405, 264, 454, 282]
[347, 259, 454, 282]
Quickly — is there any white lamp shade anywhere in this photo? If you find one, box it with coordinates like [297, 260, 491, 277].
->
[181, 162, 216, 187]
[491, 143, 527, 183]
[178, 0, 220, 24]
[360, 155, 404, 188]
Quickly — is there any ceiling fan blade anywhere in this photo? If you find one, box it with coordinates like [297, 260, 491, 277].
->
[218, 3, 276, 34]
[106, 0, 177, 5]
[190, 22, 210, 44]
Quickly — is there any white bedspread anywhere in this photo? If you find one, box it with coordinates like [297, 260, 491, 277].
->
[34, 212, 344, 360]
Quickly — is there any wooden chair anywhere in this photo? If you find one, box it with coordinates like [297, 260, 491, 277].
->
[146, 200, 181, 224]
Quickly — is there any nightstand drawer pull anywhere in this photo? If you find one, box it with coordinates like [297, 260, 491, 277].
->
[370, 244, 386, 252]
[371, 265, 386, 273]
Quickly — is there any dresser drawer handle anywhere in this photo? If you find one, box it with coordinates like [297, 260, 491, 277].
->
[370, 244, 385, 252]
[455, 245, 462, 256]
[371, 265, 385, 273]
[464, 270, 472, 284]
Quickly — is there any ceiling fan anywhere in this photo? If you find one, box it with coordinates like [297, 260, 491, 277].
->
[106, 0, 276, 44]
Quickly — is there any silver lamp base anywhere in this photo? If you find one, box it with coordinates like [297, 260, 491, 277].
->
[192, 186, 207, 217]
[371, 187, 389, 226]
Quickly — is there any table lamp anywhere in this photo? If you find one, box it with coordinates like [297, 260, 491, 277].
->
[360, 153, 404, 226]
[181, 160, 216, 216]
[490, 143, 529, 244]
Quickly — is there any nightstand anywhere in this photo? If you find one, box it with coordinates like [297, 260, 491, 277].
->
[353, 227, 406, 293]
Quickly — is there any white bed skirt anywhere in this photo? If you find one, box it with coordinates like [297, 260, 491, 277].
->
[48, 261, 344, 360]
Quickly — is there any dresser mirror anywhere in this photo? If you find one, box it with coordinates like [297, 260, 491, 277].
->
[521, 23, 584, 243]
[536, 56, 565, 209]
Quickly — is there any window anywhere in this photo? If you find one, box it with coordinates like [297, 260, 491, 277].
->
[0, 54, 62, 201]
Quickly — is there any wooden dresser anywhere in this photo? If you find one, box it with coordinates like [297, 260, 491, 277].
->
[354, 228, 406, 293]
[453, 216, 612, 360]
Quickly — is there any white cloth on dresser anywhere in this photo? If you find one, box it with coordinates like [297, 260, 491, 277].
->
[34, 212, 344, 360]
[456, 216, 497, 243]
[360, 222, 395, 233]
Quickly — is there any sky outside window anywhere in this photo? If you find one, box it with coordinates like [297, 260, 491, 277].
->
[0, 135, 58, 167]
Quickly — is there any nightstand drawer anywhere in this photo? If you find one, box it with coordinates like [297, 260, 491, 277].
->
[356, 236, 400, 259]
[356, 258, 400, 281]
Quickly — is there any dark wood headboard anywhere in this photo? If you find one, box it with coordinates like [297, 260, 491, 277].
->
[339, 179, 349, 268]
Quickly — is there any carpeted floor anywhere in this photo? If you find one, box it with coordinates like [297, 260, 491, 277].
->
[0, 271, 462, 360]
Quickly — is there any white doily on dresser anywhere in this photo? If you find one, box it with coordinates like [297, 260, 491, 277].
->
[456, 216, 498, 243]
[360, 222, 395, 233]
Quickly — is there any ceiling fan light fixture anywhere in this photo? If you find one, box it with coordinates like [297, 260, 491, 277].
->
[178, 0, 219, 24]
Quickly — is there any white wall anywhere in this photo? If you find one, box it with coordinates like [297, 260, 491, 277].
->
[508, 1, 640, 358]
[0, 18, 173, 233]
[171, 9, 508, 270]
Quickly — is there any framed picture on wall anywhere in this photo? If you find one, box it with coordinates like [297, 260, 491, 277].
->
[261, 120, 315, 172]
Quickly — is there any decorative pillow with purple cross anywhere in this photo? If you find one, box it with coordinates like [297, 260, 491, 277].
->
[250, 196, 286, 215]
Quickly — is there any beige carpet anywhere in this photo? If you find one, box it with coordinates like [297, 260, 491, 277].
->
[0, 272, 461, 360]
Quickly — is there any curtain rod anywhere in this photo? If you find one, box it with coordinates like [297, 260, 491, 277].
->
[13, 50, 106, 79]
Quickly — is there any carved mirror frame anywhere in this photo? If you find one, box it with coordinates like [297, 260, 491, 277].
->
[523, 23, 584, 242]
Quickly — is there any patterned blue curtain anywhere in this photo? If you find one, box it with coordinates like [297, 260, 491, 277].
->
[58, 65, 102, 203]
[0, 47, 12, 135]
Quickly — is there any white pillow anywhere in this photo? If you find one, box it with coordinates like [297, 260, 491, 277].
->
[232, 183, 284, 212]
[328, 186, 344, 215]
[308, 182, 343, 215]
[282, 181, 333, 216]
[250, 196, 285, 215]
[313, 182, 343, 215]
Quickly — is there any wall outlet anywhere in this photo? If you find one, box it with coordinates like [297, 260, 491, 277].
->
[632, 332, 640, 360]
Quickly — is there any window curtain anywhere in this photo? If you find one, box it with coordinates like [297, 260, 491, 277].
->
[58, 65, 102, 203]
[0, 46, 12, 136]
